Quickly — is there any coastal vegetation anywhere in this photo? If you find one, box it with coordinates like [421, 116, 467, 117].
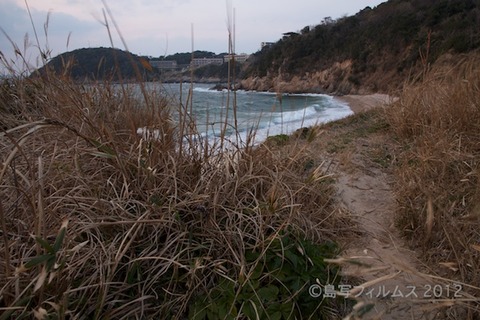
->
[0, 65, 350, 318]
[2, 0, 480, 318]
[387, 54, 480, 293]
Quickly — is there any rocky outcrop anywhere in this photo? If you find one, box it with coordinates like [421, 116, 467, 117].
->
[239, 60, 363, 95]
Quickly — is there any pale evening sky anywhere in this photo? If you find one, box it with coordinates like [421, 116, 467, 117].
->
[0, 0, 386, 70]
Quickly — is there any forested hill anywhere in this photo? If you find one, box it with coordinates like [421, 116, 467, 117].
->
[35, 47, 158, 81]
[35, 48, 231, 82]
[241, 0, 480, 94]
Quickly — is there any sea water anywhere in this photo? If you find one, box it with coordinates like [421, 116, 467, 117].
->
[139, 82, 353, 146]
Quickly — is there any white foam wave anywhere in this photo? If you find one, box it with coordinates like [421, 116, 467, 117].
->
[220, 101, 353, 147]
[138, 84, 355, 151]
[192, 87, 227, 93]
[271, 105, 320, 124]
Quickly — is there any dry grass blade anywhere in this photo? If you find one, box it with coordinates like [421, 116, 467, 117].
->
[425, 196, 434, 242]
[0, 200, 10, 279]
[0, 121, 55, 182]
[348, 271, 401, 297]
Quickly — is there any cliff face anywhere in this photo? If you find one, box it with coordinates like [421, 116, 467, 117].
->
[240, 60, 356, 94]
[242, 0, 480, 94]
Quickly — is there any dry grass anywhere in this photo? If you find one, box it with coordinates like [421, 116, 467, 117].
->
[0, 6, 352, 317]
[386, 53, 480, 317]
[0, 63, 350, 318]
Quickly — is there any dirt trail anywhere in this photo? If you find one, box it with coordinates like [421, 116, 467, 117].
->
[333, 150, 435, 319]
[316, 100, 439, 319]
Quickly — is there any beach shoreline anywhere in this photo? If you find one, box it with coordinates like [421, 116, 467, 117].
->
[335, 93, 394, 113]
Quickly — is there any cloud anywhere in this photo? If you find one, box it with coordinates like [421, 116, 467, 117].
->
[11, 0, 101, 22]
[1, 0, 104, 70]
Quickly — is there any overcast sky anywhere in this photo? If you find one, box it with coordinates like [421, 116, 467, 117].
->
[1, 0, 386, 70]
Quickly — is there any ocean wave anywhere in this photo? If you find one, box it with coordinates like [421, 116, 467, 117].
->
[194, 86, 227, 93]
[139, 83, 354, 149]
[199, 103, 353, 147]
[272, 104, 321, 124]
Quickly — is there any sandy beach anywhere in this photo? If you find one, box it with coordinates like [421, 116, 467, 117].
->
[335, 94, 394, 113]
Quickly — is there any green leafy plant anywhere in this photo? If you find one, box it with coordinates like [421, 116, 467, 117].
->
[189, 234, 342, 319]
[265, 134, 290, 146]
[24, 220, 68, 288]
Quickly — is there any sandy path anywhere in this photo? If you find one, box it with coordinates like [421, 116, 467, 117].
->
[334, 154, 435, 319]
[320, 95, 441, 319]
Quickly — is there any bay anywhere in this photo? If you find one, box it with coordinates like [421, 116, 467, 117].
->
[139, 82, 353, 146]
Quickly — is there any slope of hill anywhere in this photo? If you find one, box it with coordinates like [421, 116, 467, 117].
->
[37, 48, 237, 83]
[241, 0, 480, 94]
[35, 47, 159, 81]
[151, 50, 227, 65]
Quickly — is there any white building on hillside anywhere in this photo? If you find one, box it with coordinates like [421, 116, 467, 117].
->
[223, 54, 250, 63]
[149, 60, 178, 70]
[190, 57, 224, 68]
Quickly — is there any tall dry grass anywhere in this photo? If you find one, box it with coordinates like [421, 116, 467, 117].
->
[0, 54, 350, 318]
[386, 53, 480, 316]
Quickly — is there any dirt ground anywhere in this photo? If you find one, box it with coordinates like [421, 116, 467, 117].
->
[314, 96, 448, 319]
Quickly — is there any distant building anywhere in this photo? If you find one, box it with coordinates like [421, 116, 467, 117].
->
[149, 60, 178, 70]
[191, 57, 224, 68]
[223, 54, 250, 63]
[261, 42, 274, 49]
[282, 32, 299, 38]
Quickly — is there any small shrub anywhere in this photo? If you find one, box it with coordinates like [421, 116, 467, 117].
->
[265, 134, 290, 146]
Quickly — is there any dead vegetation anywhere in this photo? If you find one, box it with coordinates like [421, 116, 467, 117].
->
[0, 65, 354, 318]
[386, 53, 480, 317]
[0, 3, 360, 317]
